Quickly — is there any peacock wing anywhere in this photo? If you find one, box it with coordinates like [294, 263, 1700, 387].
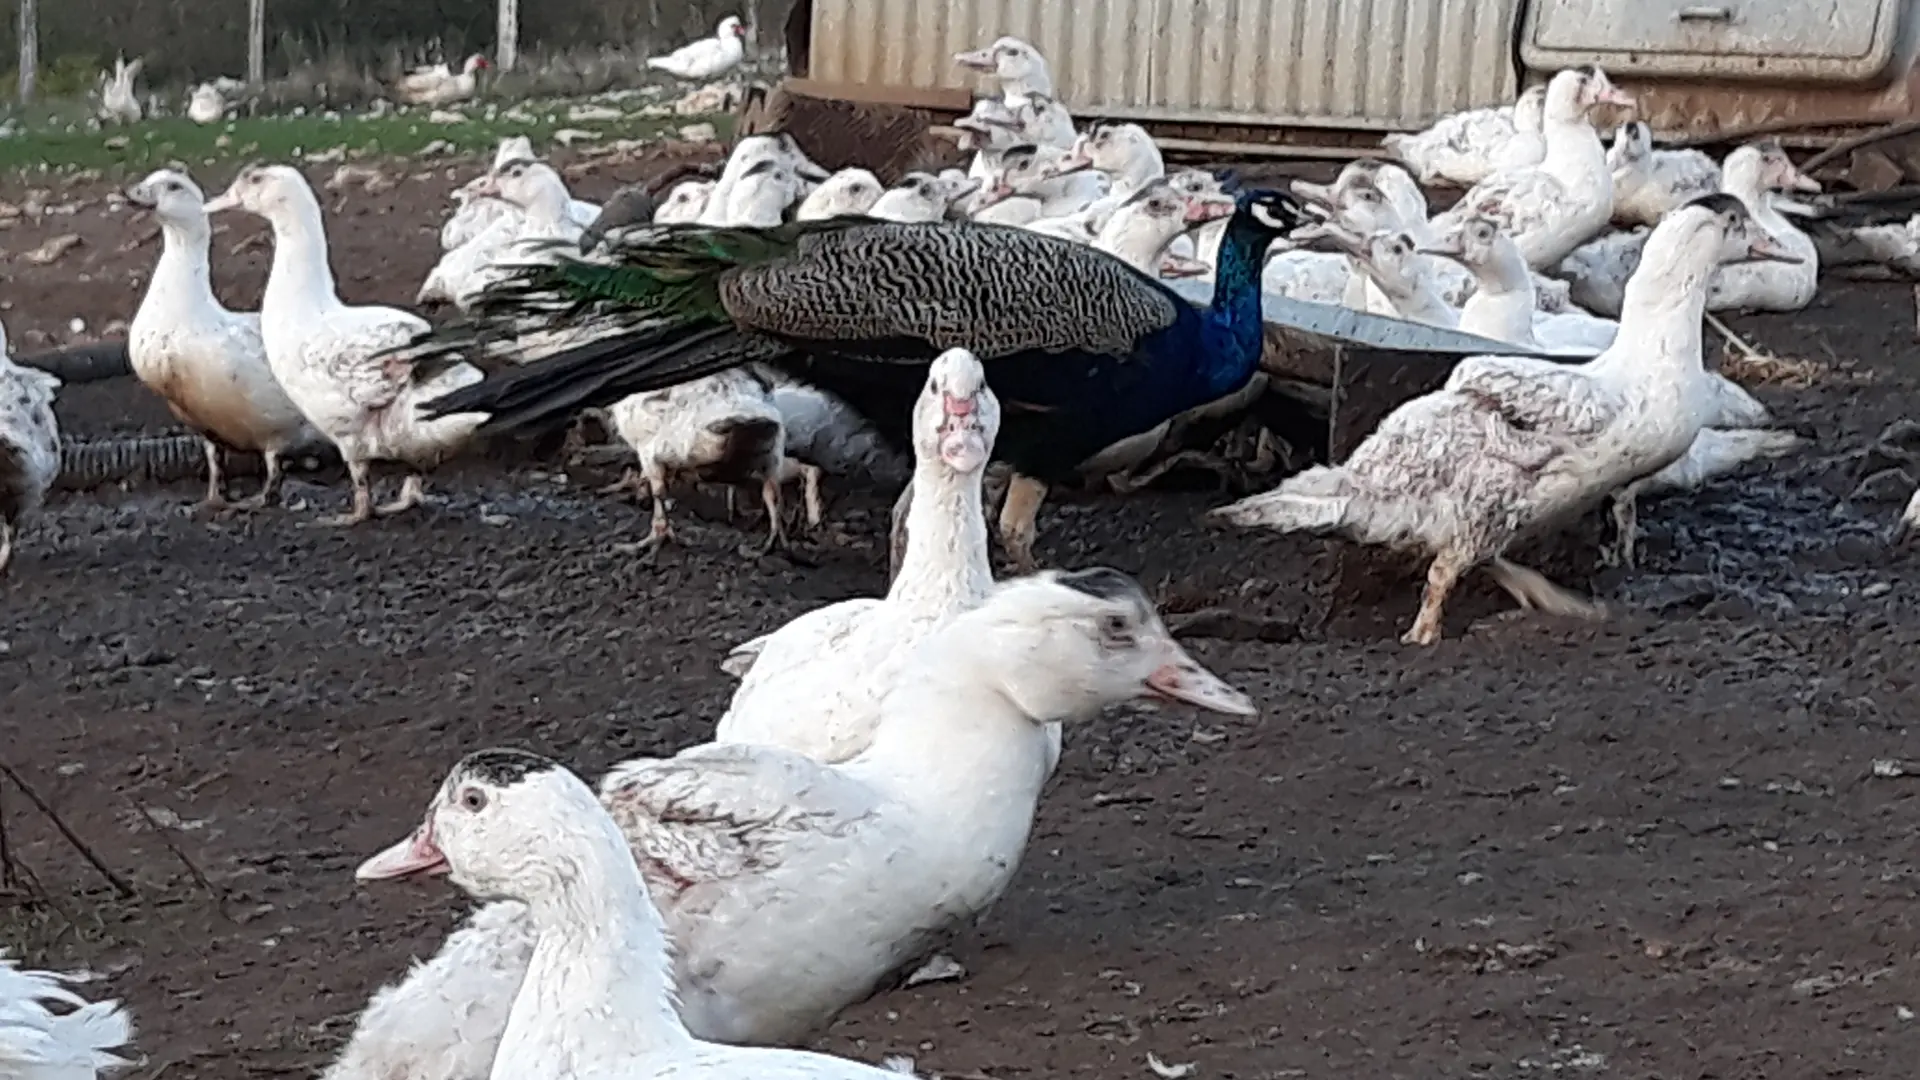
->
[715, 222, 1182, 360]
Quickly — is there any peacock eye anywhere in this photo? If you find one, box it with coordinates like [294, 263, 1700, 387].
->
[460, 787, 488, 812]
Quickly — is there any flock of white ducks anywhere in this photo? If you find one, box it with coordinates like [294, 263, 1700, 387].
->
[3, 30, 1920, 1080]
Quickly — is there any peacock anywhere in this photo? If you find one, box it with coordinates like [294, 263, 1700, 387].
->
[405, 186, 1312, 571]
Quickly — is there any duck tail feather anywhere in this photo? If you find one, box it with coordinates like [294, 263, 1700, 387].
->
[1209, 465, 1353, 532]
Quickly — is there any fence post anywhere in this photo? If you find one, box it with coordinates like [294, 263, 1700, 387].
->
[248, 0, 266, 84]
[17, 0, 37, 104]
[497, 0, 519, 71]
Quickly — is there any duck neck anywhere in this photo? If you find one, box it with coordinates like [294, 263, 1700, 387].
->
[1096, 219, 1178, 271]
[1608, 240, 1714, 382]
[142, 217, 220, 316]
[522, 185, 573, 232]
[492, 825, 692, 1080]
[260, 196, 341, 316]
[1457, 244, 1537, 343]
[1109, 151, 1164, 197]
[1539, 105, 1609, 194]
[888, 455, 993, 608]
[1195, 214, 1275, 394]
[851, 649, 1054, 821]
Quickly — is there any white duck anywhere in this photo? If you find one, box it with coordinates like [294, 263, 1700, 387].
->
[186, 82, 226, 125]
[974, 143, 1109, 221]
[953, 98, 1029, 182]
[1006, 93, 1078, 150]
[126, 168, 321, 510]
[1382, 83, 1549, 187]
[1414, 215, 1619, 354]
[953, 36, 1054, 108]
[1432, 66, 1635, 270]
[653, 179, 716, 224]
[440, 138, 599, 252]
[1046, 123, 1166, 226]
[394, 55, 488, 107]
[1706, 140, 1822, 312]
[353, 749, 918, 1080]
[698, 133, 829, 226]
[718, 348, 1002, 752]
[1558, 141, 1821, 317]
[1607, 120, 1719, 228]
[98, 57, 142, 125]
[766, 381, 907, 484]
[0, 322, 59, 578]
[1213, 196, 1797, 644]
[1416, 210, 1796, 507]
[329, 568, 1255, 1080]
[709, 159, 806, 227]
[646, 16, 748, 81]
[795, 168, 883, 220]
[866, 171, 979, 223]
[0, 951, 135, 1079]
[423, 159, 593, 309]
[602, 368, 821, 554]
[204, 165, 488, 524]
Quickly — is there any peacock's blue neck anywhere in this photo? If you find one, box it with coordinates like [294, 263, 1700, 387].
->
[1190, 215, 1273, 397]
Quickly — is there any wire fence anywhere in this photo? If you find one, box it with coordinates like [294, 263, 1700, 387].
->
[5, 0, 789, 95]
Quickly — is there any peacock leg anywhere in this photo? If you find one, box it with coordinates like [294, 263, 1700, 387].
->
[999, 473, 1050, 574]
[310, 459, 376, 527]
[375, 474, 428, 517]
[1603, 486, 1642, 569]
[0, 521, 13, 576]
[754, 476, 787, 555]
[198, 440, 231, 511]
[237, 449, 287, 510]
[1403, 551, 1469, 646]
[888, 482, 913, 582]
[1485, 557, 1607, 620]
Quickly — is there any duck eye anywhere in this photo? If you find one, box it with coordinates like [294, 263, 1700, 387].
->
[1099, 614, 1134, 645]
[460, 787, 488, 812]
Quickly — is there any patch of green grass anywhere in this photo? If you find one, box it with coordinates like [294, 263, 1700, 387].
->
[0, 102, 734, 178]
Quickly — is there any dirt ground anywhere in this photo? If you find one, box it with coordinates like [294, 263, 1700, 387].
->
[3, 143, 1920, 1080]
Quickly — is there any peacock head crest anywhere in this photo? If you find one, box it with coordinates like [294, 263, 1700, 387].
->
[1234, 188, 1309, 236]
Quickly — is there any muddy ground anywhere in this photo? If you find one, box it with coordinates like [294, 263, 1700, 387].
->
[3, 143, 1920, 1080]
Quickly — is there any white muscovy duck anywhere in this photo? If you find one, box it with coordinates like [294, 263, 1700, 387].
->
[186, 82, 225, 125]
[653, 179, 716, 224]
[1382, 83, 1549, 187]
[1606, 120, 1719, 228]
[98, 57, 143, 125]
[716, 348, 1005, 757]
[327, 570, 1255, 1079]
[952, 36, 1055, 108]
[794, 168, 884, 220]
[1430, 66, 1635, 270]
[126, 168, 322, 510]
[393, 55, 488, 107]
[203, 165, 489, 524]
[0, 951, 135, 1079]
[867, 171, 979, 223]
[696, 133, 829, 227]
[352, 749, 921, 1080]
[439, 138, 599, 253]
[646, 16, 748, 81]
[0, 321, 60, 577]
[1212, 195, 1799, 644]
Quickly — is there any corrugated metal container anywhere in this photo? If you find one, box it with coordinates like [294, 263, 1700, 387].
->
[806, 0, 1525, 129]
[1521, 0, 1912, 84]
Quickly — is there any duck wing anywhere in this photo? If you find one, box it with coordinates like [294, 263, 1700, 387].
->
[597, 743, 885, 895]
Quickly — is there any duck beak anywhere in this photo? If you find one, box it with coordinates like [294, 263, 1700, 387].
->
[1597, 86, 1637, 108]
[1289, 178, 1337, 210]
[936, 391, 991, 472]
[974, 181, 1017, 209]
[124, 184, 154, 208]
[355, 819, 451, 882]
[954, 48, 996, 72]
[946, 177, 982, 203]
[1788, 171, 1822, 194]
[1415, 235, 1466, 258]
[1182, 196, 1236, 227]
[1156, 253, 1211, 279]
[1740, 228, 1802, 264]
[469, 176, 503, 199]
[1141, 637, 1256, 717]
[201, 190, 239, 214]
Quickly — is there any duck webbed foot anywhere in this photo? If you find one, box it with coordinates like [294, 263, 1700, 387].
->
[235, 449, 288, 510]
[307, 460, 377, 527]
[375, 474, 430, 517]
[997, 473, 1050, 575]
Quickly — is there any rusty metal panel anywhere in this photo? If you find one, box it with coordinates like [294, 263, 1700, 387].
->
[809, 0, 1524, 130]
[1522, 0, 1908, 84]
